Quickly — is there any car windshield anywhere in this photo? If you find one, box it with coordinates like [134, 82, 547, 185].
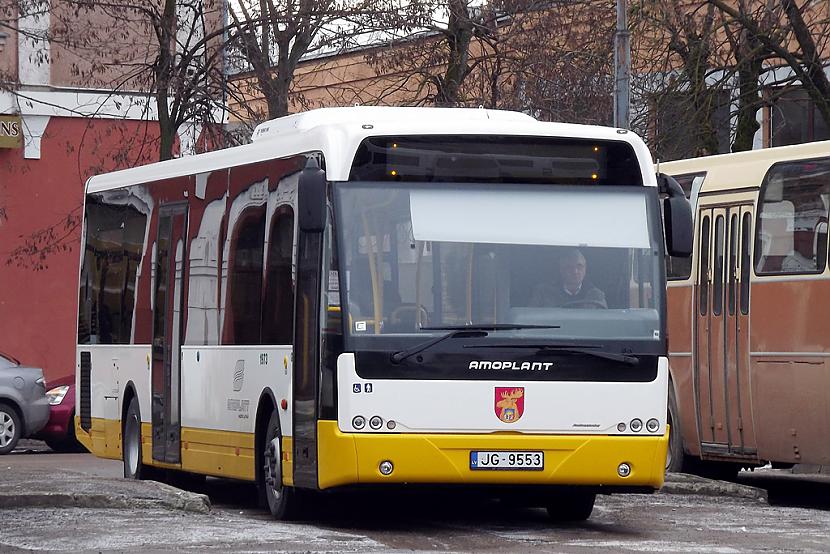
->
[333, 182, 664, 345]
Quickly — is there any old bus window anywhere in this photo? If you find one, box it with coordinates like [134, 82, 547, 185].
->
[728, 213, 738, 315]
[262, 207, 295, 345]
[740, 212, 752, 315]
[223, 207, 266, 345]
[699, 216, 711, 315]
[755, 158, 830, 275]
[665, 172, 704, 281]
[713, 215, 724, 316]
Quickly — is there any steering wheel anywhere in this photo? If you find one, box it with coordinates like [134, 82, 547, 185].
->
[559, 299, 608, 309]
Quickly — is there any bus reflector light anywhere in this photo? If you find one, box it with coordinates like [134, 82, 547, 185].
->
[352, 415, 366, 429]
[280, 398, 288, 410]
[630, 418, 643, 432]
[379, 461, 394, 475]
[617, 422, 626, 432]
[646, 418, 659, 433]
[369, 416, 383, 430]
[618, 463, 631, 478]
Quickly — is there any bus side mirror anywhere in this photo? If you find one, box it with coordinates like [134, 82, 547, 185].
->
[658, 173, 693, 257]
[298, 158, 327, 233]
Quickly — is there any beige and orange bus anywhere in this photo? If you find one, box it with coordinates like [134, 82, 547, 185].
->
[662, 141, 830, 477]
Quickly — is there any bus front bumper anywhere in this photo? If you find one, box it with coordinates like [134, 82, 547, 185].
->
[316, 421, 667, 490]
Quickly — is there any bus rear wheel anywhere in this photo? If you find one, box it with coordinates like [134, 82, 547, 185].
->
[545, 489, 596, 522]
[261, 410, 302, 520]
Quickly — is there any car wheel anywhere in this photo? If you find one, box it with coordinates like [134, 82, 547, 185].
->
[0, 402, 22, 455]
[546, 489, 596, 522]
[123, 397, 146, 479]
[261, 410, 303, 520]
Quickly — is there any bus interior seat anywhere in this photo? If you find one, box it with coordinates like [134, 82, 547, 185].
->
[758, 200, 794, 273]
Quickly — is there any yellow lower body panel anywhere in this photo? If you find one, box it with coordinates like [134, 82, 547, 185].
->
[75, 416, 258, 481]
[317, 421, 667, 490]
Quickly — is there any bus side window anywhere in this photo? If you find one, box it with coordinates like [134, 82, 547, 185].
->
[223, 207, 266, 345]
[262, 206, 295, 345]
[728, 213, 738, 315]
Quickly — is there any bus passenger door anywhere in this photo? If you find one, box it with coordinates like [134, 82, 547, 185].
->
[695, 208, 730, 450]
[729, 206, 757, 455]
[152, 203, 188, 464]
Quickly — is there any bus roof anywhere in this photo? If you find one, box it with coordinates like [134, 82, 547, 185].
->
[660, 140, 830, 194]
[86, 106, 656, 193]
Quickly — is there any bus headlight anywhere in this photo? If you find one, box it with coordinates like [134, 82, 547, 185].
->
[352, 415, 366, 430]
[618, 463, 631, 477]
[379, 460, 394, 475]
[646, 418, 660, 433]
[630, 418, 643, 432]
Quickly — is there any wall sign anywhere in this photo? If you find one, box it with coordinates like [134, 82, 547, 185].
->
[0, 115, 22, 149]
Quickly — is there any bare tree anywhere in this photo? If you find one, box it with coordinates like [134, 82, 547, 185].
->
[226, 0, 390, 125]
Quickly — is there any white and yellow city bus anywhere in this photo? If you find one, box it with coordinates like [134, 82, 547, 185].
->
[75, 106, 691, 521]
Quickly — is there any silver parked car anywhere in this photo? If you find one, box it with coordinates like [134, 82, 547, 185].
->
[0, 352, 50, 454]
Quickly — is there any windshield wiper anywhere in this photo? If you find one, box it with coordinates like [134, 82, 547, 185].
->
[390, 324, 560, 364]
[469, 343, 639, 366]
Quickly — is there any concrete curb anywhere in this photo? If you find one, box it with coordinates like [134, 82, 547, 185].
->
[0, 475, 211, 513]
[661, 472, 768, 503]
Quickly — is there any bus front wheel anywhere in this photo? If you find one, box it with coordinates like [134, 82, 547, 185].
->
[261, 410, 302, 520]
[123, 397, 146, 479]
[546, 489, 596, 522]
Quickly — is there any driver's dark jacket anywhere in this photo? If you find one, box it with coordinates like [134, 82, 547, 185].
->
[528, 281, 607, 308]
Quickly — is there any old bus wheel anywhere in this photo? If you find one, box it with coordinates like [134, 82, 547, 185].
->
[123, 397, 145, 479]
[262, 411, 301, 520]
[0, 402, 22, 455]
[546, 489, 596, 522]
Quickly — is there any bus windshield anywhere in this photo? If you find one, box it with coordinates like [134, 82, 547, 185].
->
[334, 182, 664, 347]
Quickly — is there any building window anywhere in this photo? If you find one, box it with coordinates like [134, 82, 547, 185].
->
[769, 88, 830, 147]
[652, 90, 731, 161]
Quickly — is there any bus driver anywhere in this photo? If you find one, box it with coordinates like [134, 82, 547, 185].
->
[529, 248, 607, 309]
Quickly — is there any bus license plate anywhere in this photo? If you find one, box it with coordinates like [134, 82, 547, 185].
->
[469, 451, 544, 470]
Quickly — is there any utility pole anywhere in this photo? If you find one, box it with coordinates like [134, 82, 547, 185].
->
[614, 0, 631, 129]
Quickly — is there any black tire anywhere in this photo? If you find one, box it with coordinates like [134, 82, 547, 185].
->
[123, 396, 147, 479]
[0, 402, 22, 455]
[546, 489, 596, 522]
[260, 410, 303, 520]
[666, 384, 685, 473]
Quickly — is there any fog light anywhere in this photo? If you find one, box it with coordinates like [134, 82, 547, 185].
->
[617, 422, 626, 432]
[379, 460, 394, 475]
[387, 420, 396, 430]
[369, 416, 383, 430]
[630, 418, 643, 432]
[646, 418, 660, 433]
[618, 462, 631, 478]
[352, 415, 366, 430]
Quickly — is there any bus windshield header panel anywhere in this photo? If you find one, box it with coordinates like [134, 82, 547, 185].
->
[349, 136, 644, 186]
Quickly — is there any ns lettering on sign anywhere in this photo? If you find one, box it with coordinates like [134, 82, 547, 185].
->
[0, 116, 22, 149]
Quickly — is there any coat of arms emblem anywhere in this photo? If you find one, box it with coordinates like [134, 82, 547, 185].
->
[495, 387, 524, 423]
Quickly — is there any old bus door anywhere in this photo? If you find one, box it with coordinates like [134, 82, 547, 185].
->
[726, 206, 757, 455]
[152, 203, 188, 464]
[695, 208, 729, 449]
